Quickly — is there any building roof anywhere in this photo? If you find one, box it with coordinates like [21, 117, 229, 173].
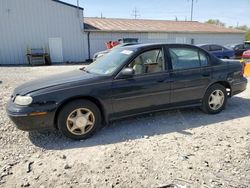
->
[84, 17, 244, 34]
[52, 0, 84, 10]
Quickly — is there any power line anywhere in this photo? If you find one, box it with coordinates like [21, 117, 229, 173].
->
[131, 7, 140, 19]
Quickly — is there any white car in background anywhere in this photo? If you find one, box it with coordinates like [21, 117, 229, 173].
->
[93, 43, 139, 61]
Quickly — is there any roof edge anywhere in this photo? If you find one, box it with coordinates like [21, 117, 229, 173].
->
[84, 17, 199, 23]
[52, 0, 84, 10]
[84, 29, 245, 34]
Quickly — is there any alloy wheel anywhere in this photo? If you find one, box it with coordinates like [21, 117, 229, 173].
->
[208, 89, 225, 111]
[66, 108, 95, 136]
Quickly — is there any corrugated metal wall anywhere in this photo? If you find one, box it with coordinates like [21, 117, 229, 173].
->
[0, 0, 85, 64]
[84, 32, 244, 58]
[0, 0, 245, 63]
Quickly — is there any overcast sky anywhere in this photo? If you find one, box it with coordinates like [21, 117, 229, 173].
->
[63, 0, 250, 27]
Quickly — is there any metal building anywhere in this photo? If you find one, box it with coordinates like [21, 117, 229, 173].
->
[84, 18, 245, 59]
[0, 0, 84, 64]
[0, 2, 246, 64]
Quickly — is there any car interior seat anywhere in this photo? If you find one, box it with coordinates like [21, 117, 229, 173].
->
[133, 57, 143, 75]
[153, 56, 164, 73]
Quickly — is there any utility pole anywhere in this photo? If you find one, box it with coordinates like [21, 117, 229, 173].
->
[188, 0, 197, 21]
[132, 7, 140, 19]
[191, 0, 194, 21]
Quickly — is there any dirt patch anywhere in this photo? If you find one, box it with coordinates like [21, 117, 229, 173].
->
[0, 66, 250, 188]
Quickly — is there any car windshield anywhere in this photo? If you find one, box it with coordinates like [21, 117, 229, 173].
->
[225, 44, 235, 49]
[85, 48, 134, 75]
[245, 43, 250, 48]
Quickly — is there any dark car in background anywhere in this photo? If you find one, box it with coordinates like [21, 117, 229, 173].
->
[198, 44, 235, 59]
[7, 44, 247, 140]
[226, 43, 250, 59]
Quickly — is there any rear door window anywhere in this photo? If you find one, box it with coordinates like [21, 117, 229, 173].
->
[169, 48, 209, 70]
[210, 45, 223, 51]
[169, 48, 200, 70]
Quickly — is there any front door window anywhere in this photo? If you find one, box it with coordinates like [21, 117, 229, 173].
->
[127, 49, 165, 75]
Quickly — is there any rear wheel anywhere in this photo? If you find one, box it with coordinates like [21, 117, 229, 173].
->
[201, 84, 227, 114]
[57, 100, 102, 140]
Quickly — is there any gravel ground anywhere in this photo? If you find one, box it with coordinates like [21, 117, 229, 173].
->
[0, 65, 250, 188]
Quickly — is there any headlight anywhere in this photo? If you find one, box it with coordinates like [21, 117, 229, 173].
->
[14, 96, 33, 106]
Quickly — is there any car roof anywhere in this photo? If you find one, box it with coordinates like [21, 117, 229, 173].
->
[197, 44, 224, 47]
[122, 43, 199, 50]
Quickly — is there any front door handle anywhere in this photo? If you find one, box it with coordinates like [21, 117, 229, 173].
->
[157, 79, 165, 83]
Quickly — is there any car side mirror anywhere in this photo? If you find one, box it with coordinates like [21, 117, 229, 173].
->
[118, 68, 135, 79]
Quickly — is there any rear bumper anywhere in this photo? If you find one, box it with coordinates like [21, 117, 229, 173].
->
[6, 101, 56, 131]
[231, 77, 248, 96]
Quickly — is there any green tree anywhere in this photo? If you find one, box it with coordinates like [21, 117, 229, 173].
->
[235, 25, 248, 31]
[206, 19, 250, 41]
[205, 19, 225, 27]
[235, 25, 250, 41]
[245, 30, 250, 41]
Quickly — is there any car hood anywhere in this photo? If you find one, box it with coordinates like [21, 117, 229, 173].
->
[13, 69, 101, 96]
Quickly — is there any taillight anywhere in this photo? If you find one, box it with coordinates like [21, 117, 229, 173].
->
[241, 62, 245, 76]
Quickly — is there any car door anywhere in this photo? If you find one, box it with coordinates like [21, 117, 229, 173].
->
[111, 47, 172, 118]
[168, 46, 211, 105]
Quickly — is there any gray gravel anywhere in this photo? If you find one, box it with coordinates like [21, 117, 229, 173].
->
[0, 65, 250, 188]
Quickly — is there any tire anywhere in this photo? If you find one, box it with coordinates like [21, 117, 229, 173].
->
[57, 99, 102, 140]
[201, 84, 227, 114]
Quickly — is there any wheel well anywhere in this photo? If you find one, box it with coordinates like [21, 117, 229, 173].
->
[54, 96, 106, 129]
[213, 81, 232, 96]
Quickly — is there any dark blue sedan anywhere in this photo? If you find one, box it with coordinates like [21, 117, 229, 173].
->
[198, 44, 235, 59]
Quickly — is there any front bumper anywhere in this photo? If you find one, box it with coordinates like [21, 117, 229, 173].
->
[6, 101, 56, 131]
[231, 77, 248, 96]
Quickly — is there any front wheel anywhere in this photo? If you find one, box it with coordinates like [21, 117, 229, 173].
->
[201, 84, 227, 114]
[57, 100, 102, 140]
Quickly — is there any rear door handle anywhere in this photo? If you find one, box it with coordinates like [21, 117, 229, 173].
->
[202, 73, 210, 77]
[157, 78, 174, 83]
